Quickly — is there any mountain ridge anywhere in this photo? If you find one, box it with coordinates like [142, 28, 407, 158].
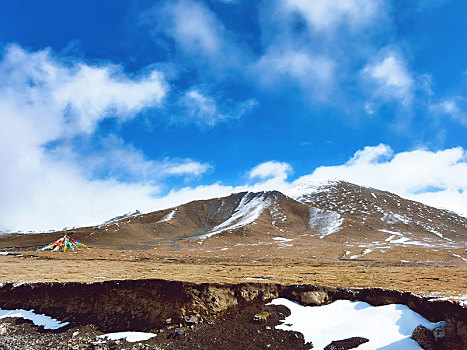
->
[1, 180, 465, 264]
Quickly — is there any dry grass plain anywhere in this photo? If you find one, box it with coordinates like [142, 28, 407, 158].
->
[0, 244, 466, 301]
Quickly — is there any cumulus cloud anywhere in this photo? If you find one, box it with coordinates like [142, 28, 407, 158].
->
[346, 144, 393, 165]
[249, 161, 293, 181]
[0, 44, 212, 231]
[178, 88, 257, 126]
[0, 44, 167, 141]
[363, 53, 414, 105]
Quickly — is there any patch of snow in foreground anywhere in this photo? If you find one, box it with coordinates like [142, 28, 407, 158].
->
[268, 298, 443, 350]
[98, 331, 157, 343]
[0, 308, 69, 330]
[0, 252, 9, 255]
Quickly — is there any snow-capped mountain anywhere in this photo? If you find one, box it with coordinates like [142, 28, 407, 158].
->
[1, 181, 465, 261]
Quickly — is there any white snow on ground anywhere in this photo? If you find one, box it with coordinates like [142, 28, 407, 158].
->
[98, 331, 157, 342]
[101, 210, 141, 226]
[0, 252, 8, 255]
[425, 294, 467, 307]
[272, 237, 293, 242]
[157, 209, 176, 223]
[268, 298, 444, 350]
[0, 308, 69, 330]
[349, 248, 373, 260]
[381, 212, 411, 225]
[453, 254, 467, 262]
[378, 229, 443, 247]
[200, 194, 272, 239]
[308, 208, 343, 238]
[415, 222, 447, 240]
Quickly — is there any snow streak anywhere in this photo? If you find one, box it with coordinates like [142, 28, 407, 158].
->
[201, 193, 272, 239]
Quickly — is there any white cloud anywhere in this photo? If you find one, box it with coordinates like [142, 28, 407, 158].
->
[161, 160, 211, 177]
[346, 144, 393, 165]
[55, 136, 211, 183]
[429, 98, 467, 125]
[214, 0, 239, 4]
[0, 44, 167, 140]
[254, 48, 335, 98]
[147, 0, 243, 66]
[0, 44, 212, 232]
[249, 161, 293, 181]
[282, 0, 381, 33]
[256, 49, 334, 85]
[178, 88, 257, 126]
[363, 53, 414, 105]
[165, 0, 221, 55]
[364, 102, 375, 115]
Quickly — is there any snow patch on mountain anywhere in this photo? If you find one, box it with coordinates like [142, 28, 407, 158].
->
[349, 248, 373, 260]
[286, 179, 338, 203]
[308, 208, 343, 238]
[200, 193, 273, 239]
[158, 209, 176, 223]
[381, 212, 410, 225]
[101, 210, 141, 226]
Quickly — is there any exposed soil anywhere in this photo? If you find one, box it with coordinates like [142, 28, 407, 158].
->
[0, 279, 466, 349]
[0, 303, 311, 350]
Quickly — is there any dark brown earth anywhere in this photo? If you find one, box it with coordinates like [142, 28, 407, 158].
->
[0, 303, 311, 350]
[0, 280, 466, 350]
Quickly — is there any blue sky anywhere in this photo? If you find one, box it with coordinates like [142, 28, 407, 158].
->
[0, 0, 466, 230]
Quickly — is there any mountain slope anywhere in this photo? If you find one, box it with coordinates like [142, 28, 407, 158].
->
[0, 181, 465, 262]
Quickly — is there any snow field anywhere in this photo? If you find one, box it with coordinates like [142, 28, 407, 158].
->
[0, 308, 69, 330]
[268, 298, 444, 350]
[98, 331, 157, 342]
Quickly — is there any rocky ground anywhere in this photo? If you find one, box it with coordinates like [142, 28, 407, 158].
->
[0, 303, 314, 350]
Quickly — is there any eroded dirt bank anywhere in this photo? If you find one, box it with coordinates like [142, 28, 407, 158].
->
[0, 279, 466, 349]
